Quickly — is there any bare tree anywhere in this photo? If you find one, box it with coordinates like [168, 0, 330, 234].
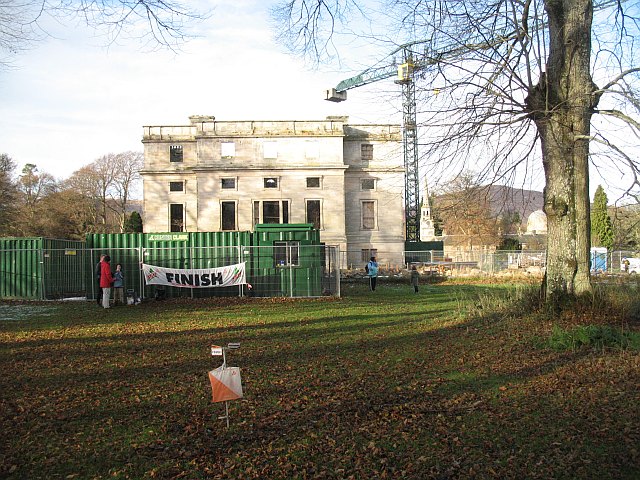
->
[273, 0, 640, 303]
[15, 163, 58, 235]
[111, 151, 143, 232]
[65, 151, 143, 233]
[0, 0, 205, 67]
[434, 172, 501, 251]
[65, 164, 103, 232]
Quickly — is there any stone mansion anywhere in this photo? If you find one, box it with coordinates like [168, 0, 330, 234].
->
[141, 115, 406, 266]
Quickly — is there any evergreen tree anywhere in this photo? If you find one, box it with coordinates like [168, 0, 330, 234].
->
[0, 153, 17, 235]
[123, 211, 143, 233]
[591, 185, 614, 250]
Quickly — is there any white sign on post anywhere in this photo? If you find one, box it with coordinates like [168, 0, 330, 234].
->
[210, 345, 223, 356]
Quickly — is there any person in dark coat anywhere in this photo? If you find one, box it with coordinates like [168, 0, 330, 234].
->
[410, 265, 419, 293]
[95, 254, 105, 305]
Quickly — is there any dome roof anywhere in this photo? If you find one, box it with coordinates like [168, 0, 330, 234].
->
[526, 209, 547, 234]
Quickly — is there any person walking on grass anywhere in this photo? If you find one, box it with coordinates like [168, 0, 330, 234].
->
[410, 264, 420, 293]
[113, 263, 125, 306]
[366, 256, 379, 291]
[100, 255, 114, 309]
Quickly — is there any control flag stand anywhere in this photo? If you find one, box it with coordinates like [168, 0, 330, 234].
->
[208, 343, 242, 428]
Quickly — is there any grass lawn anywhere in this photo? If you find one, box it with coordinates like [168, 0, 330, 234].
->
[1, 282, 638, 479]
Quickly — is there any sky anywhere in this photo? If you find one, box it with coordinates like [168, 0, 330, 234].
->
[0, 0, 635, 203]
[0, 0, 397, 180]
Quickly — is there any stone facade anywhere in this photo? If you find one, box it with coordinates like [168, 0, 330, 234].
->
[140, 116, 405, 266]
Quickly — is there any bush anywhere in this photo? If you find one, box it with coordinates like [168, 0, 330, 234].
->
[547, 324, 640, 351]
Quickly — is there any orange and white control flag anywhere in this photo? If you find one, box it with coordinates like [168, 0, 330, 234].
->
[208, 366, 243, 403]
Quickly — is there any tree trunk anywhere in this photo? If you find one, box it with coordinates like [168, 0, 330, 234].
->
[527, 0, 598, 303]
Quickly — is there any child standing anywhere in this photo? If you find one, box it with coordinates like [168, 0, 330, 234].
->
[410, 265, 419, 293]
[113, 264, 125, 306]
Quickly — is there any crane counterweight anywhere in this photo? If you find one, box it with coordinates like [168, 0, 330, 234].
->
[325, 88, 347, 102]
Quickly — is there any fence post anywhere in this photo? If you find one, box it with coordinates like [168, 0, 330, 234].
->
[139, 247, 145, 300]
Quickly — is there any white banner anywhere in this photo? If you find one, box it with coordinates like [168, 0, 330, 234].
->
[142, 262, 246, 288]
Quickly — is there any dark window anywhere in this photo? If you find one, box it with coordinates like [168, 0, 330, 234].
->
[361, 144, 373, 161]
[253, 201, 260, 226]
[221, 178, 236, 189]
[306, 177, 320, 188]
[169, 181, 184, 192]
[170, 145, 183, 163]
[362, 201, 375, 229]
[264, 177, 278, 188]
[361, 248, 378, 262]
[263, 201, 280, 223]
[170, 204, 184, 232]
[253, 200, 289, 225]
[361, 178, 375, 190]
[221, 202, 236, 230]
[274, 241, 299, 266]
[306, 200, 321, 229]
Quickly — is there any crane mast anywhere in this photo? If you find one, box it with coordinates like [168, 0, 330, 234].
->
[397, 56, 420, 242]
[326, 44, 423, 242]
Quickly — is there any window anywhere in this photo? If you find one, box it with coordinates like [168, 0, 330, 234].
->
[274, 241, 300, 266]
[306, 177, 320, 188]
[263, 141, 278, 159]
[362, 200, 376, 230]
[221, 201, 236, 231]
[169, 181, 184, 192]
[305, 141, 319, 159]
[253, 200, 289, 225]
[221, 177, 236, 189]
[170, 204, 184, 232]
[361, 144, 373, 161]
[170, 145, 183, 163]
[264, 177, 278, 189]
[306, 200, 321, 229]
[361, 178, 376, 190]
[361, 249, 378, 262]
[263, 201, 280, 223]
[221, 142, 235, 159]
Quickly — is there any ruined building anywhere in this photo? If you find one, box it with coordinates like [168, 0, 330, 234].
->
[141, 115, 405, 266]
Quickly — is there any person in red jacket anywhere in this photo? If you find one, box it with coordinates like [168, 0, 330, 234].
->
[99, 255, 114, 309]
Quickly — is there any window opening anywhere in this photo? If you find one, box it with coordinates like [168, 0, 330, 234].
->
[170, 204, 184, 232]
[361, 178, 375, 190]
[221, 178, 236, 189]
[170, 145, 183, 163]
[362, 200, 376, 230]
[263, 141, 278, 159]
[361, 144, 373, 161]
[361, 248, 378, 262]
[221, 142, 235, 159]
[274, 241, 300, 266]
[306, 200, 321, 229]
[221, 201, 236, 230]
[264, 177, 278, 188]
[169, 181, 184, 192]
[306, 177, 320, 188]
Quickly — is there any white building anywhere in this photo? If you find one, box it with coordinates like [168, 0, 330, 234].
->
[140, 115, 406, 266]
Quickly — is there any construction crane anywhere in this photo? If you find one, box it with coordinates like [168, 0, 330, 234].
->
[325, 41, 437, 242]
[324, 0, 623, 242]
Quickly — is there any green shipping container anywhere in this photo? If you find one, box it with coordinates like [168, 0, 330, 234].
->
[0, 237, 86, 300]
[252, 224, 322, 297]
[86, 231, 253, 300]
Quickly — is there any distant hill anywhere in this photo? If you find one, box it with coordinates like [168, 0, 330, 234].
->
[484, 185, 544, 222]
[434, 184, 544, 226]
